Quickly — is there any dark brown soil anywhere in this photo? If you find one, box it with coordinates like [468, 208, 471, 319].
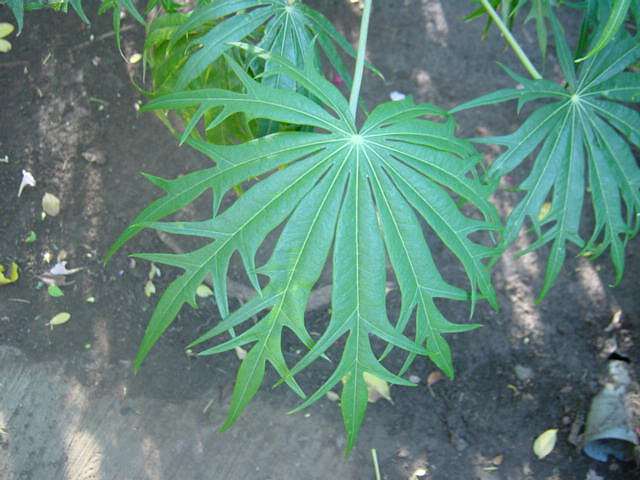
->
[1, 1, 639, 479]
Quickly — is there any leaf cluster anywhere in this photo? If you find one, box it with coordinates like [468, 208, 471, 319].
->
[108, 43, 500, 451]
[455, 7, 640, 300]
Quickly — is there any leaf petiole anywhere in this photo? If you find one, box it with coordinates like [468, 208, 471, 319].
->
[348, 0, 373, 119]
[478, 0, 543, 80]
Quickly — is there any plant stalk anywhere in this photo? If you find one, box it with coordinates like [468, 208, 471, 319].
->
[479, 0, 543, 80]
[348, 0, 373, 119]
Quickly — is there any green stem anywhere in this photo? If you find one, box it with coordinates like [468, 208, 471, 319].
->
[348, 0, 372, 119]
[479, 0, 543, 80]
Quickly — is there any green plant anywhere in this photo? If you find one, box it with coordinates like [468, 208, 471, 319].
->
[454, 6, 640, 300]
[107, 2, 501, 449]
[6, 0, 639, 452]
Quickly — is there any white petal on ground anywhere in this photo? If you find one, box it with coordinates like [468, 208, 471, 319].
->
[18, 170, 36, 197]
[389, 90, 406, 101]
[533, 428, 558, 459]
[49, 261, 83, 276]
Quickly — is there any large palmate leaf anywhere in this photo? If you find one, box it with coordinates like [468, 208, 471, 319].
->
[453, 19, 640, 300]
[108, 46, 500, 450]
[169, 0, 372, 91]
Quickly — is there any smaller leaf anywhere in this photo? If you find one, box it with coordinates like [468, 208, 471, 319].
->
[49, 312, 71, 328]
[533, 428, 558, 459]
[0, 262, 19, 286]
[42, 193, 61, 216]
[24, 231, 37, 243]
[144, 280, 156, 297]
[47, 285, 64, 297]
[196, 284, 213, 298]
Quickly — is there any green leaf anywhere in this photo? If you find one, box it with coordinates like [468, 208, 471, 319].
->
[5, 0, 24, 32]
[111, 50, 499, 450]
[576, 0, 633, 62]
[454, 33, 640, 298]
[169, 0, 370, 92]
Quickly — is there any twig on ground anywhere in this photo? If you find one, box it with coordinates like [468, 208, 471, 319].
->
[70, 24, 136, 51]
[371, 448, 381, 480]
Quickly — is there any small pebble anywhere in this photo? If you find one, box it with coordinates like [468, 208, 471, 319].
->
[413, 467, 428, 477]
[396, 447, 410, 458]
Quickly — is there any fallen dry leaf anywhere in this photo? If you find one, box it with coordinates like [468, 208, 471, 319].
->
[0, 23, 14, 38]
[533, 428, 558, 459]
[326, 391, 339, 402]
[196, 284, 214, 298]
[0, 38, 11, 53]
[42, 192, 61, 216]
[0, 262, 19, 286]
[129, 53, 142, 64]
[604, 309, 623, 332]
[427, 371, 444, 386]
[148, 263, 161, 280]
[363, 372, 392, 403]
[18, 170, 36, 197]
[538, 201, 552, 221]
[144, 280, 156, 297]
[48, 312, 70, 328]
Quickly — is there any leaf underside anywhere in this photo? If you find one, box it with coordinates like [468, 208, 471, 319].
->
[454, 27, 640, 300]
[109, 46, 499, 451]
[167, 0, 366, 91]
[142, 0, 372, 145]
